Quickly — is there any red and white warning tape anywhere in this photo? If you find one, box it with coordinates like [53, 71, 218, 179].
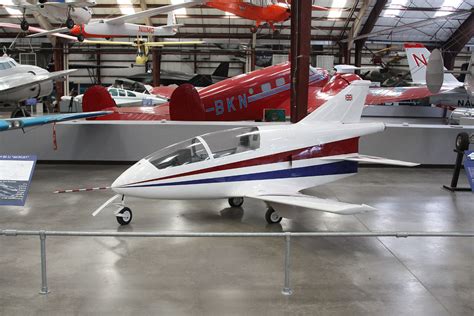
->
[53, 186, 111, 194]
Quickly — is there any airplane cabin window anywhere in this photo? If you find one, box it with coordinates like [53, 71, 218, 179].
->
[147, 138, 210, 170]
[201, 127, 260, 158]
[109, 89, 118, 96]
[119, 90, 126, 97]
[127, 91, 136, 97]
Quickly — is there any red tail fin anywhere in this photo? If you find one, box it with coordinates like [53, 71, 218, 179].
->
[82, 85, 117, 112]
[169, 84, 206, 121]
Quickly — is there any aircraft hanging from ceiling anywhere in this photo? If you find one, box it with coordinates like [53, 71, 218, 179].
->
[80, 46, 460, 122]
[76, 81, 418, 225]
[26, 0, 202, 41]
[2, 0, 95, 31]
[204, 0, 329, 32]
[0, 54, 76, 117]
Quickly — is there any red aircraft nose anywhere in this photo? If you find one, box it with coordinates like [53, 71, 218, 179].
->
[70, 25, 82, 36]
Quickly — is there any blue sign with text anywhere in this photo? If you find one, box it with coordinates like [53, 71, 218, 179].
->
[464, 151, 474, 193]
[0, 155, 37, 206]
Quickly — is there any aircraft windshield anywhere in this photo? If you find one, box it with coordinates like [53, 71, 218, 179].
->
[201, 127, 260, 159]
[147, 138, 210, 170]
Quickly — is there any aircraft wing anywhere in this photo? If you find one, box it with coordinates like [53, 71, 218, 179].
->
[0, 69, 77, 95]
[105, 0, 202, 25]
[247, 194, 376, 215]
[0, 111, 112, 132]
[0, 22, 77, 41]
[320, 154, 419, 167]
[42, 1, 95, 8]
[366, 85, 459, 105]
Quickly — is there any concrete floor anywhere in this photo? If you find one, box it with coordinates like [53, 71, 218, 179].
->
[0, 164, 473, 315]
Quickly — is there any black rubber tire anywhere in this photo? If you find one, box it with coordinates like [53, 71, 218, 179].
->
[66, 17, 75, 29]
[228, 197, 244, 207]
[455, 132, 470, 152]
[38, 0, 47, 3]
[265, 207, 282, 224]
[77, 34, 85, 42]
[11, 108, 31, 118]
[116, 207, 132, 225]
[21, 20, 29, 31]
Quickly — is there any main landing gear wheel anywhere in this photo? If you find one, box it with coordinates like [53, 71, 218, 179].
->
[265, 207, 282, 224]
[77, 35, 85, 42]
[11, 108, 31, 118]
[455, 132, 470, 152]
[116, 207, 132, 225]
[39, 0, 46, 3]
[66, 17, 75, 29]
[228, 197, 244, 207]
[21, 20, 29, 31]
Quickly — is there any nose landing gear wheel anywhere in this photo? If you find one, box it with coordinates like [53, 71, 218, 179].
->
[116, 207, 132, 225]
[21, 20, 29, 31]
[265, 207, 282, 224]
[228, 197, 244, 207]
[66, 17, 75, 29]
[77, 34, 85, 42]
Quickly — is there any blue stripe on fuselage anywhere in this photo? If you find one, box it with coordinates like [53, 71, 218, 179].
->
[127, 161, 357, 188]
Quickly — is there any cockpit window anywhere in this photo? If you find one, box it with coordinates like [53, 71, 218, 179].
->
[0, 62, 12, 70]
[147, 138, 210, 170]
[201, 127, 260, 159]
[109, 88, 118, 96]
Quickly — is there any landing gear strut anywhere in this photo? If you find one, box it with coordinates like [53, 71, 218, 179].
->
[228, 197, 244, 207]
[265, 207, 282, 224]
[116, 207, 133, 225]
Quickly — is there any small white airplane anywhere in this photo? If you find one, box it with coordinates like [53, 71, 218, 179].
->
[0, 54, 76, 116]
[27, 0, 203, 42]
[62, 86, 168, 109]
[89, 80, 418, 225]
[3, 0, 95, 31]
[404, 43, 473, 108]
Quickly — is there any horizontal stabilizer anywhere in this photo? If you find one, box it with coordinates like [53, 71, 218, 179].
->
[248, 194, 376, 215]
[0, 111, 112, 131]
[321, 154, 419, 167]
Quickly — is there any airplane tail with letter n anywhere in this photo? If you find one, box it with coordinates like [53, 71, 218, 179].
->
[404, 43, 460, 86]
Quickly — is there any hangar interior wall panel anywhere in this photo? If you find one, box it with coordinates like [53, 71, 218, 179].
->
[0, 122, 472, 165]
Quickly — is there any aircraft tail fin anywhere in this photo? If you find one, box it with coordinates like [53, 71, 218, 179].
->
[169, 83, 206, 120]
[298, 80, 370, 125]
[404, 43, 459, 85]
[167, 11, 177, 26]
[212, 62, 229, 77]
[82, 85, 117, 112]
[188, 74, 213, 87]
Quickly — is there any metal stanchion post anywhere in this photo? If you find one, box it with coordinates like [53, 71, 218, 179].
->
[39, 231, 49, 295]
[282, 234, 293, 296]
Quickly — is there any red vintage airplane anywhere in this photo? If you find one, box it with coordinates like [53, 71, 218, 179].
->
[204, 0, 329, 31]
[83, 47, 456, 122]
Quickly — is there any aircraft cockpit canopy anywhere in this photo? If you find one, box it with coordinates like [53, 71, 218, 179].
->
[201, 127, 260, 158]
[146, 127, 260, 170]
[0, 59, 17, 70]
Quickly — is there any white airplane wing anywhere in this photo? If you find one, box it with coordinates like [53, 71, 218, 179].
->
[320, 154, 419, 167]
[0, 22, 77, 41]
[42, 1, 95, 8]
[247, 194, 376, 215]
[105, 0, 202, 25]
[0, 69, 77, 95]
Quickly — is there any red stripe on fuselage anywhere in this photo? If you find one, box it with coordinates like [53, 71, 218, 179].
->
[127, 138, 359, 186]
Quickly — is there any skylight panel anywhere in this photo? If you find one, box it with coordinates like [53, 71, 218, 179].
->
[383, 0, 409, 17]
[328, 0, 347, 19]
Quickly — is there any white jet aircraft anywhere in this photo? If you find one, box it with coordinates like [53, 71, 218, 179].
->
[0, 54, 76, 114]
[4, 0, 95, 31]
[90, 80, 418, 225]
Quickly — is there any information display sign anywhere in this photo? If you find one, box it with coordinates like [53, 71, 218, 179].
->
[464, 151, 474, 193]
[0, 155, 37, 206]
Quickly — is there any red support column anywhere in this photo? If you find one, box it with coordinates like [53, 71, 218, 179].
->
[290, 0, 312, 123]
[152, 47, 161, 87]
